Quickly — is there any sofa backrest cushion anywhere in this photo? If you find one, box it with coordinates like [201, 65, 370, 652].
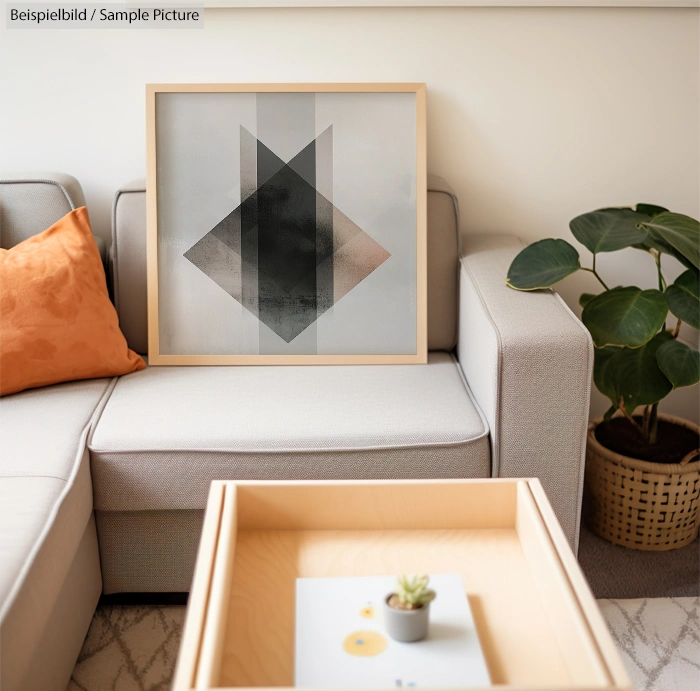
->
[0, 173, 86, 249]
[112, 174, 459, 355]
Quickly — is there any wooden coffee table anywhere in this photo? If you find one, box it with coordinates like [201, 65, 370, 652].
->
[172, 479, 633, 690]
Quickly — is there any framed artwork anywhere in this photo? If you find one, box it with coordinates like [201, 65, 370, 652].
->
[146, 83, 426, 365]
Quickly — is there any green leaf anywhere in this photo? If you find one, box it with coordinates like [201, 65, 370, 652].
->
[569, 208, 648, 254]
[635, 203, 668, 217]
[656, 339, 700, 389]
[603, 332, 674, 412]
[617, 204, 694, 268]
[506, 239, 580, 290]
[665, 270, 700, 331]
[632, 234, 696, 270]
[641, 212, 700, 269]
[593, 345, 622, 406]
[579, 293, 597, 308]
[582, 287, 668, 348]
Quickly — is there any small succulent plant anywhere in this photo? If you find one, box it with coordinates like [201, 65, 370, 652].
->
[392, 574, 436, 610]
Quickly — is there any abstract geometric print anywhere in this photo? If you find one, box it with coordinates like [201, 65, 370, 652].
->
[183, 124, 391, 343]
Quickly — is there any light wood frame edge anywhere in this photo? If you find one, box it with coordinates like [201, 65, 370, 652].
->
[146, 84, 160, 361]
[527, 479, 634, 690]
[196, 484, 238, 688]
[145, 82, 427, 365]
[171, 482, 227, 691]
[516, 482, 611, 686]
[415, 83, 428, 363]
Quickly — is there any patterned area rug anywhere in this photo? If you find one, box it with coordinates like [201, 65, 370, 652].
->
[67, 598, 699, 691]
[598, 598, 700, 691]
[67, 606, 184, 691]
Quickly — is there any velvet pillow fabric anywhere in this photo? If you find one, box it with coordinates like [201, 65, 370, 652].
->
[0, 207, 145, 395]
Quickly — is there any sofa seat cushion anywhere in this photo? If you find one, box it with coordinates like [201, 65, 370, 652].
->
[0, 477, 65, 608]
[89, 352, 490, 512]
[0, 378, 113, 690]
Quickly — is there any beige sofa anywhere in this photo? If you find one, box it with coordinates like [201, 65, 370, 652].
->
[0, 172, 593, 691]
[0, 175, 110, 691]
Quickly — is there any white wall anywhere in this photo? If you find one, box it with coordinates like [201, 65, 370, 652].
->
[1, 7, 698, 420]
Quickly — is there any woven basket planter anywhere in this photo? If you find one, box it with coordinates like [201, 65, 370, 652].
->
[584, 414, 700, 551]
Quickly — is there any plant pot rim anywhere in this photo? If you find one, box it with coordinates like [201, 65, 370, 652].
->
[384, 594, 429, 615]
[588, 413, 700, 474]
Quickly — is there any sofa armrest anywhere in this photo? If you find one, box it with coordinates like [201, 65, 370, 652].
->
[457, 234, 593, 552]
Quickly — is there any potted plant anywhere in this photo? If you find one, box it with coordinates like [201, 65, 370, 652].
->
[506, 206, 700, 550]
[383, 574, 436, 642]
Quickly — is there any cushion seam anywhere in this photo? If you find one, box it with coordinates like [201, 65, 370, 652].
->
[88, 430, 490, 457]
[450, 349, 490, 440]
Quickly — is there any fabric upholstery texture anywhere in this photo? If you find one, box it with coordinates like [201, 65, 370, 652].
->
[0, 477, 65, 607]
[0, 207, 145, 395]
[0, 173, 112, 691]
[0, 173, 85, 249]
[111, 180, 148, 355]
[426, 175, 459, 351]
[89, 352, 489, 513]
[0, 375, 114, 690]
[28, 520, 102, 691]
[0, 379, 114, 481]
[458, 234, 593, 551]
[96, 510, 205, 594]
[111, 175, 460, 355]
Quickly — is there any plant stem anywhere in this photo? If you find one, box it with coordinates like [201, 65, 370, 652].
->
[581, 261, 610, 291]
[648, 403, 659, 444]
[642, 405, 651, 438]
[654, 251, 667, 291]
[672, 318, 682, 338]
[618, 397, 647, 441]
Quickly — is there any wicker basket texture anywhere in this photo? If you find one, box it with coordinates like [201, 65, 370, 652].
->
[585, 415, 700, 551]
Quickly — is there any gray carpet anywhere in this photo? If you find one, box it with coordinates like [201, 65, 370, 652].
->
[578, 522, 700, 599]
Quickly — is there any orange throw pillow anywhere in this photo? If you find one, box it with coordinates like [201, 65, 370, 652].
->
[0, 207, 145, 395]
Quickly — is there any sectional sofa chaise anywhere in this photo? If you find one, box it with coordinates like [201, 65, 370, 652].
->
[0, 172, 593, 691]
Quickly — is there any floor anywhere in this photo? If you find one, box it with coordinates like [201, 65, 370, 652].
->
[66, 527, 700, 691]
[578, 523, 700, 599]
[68, 606, 183, 691]
[598, 598, 700, 691]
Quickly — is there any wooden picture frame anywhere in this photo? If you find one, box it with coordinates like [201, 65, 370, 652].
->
[146, 83, 427, 365]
